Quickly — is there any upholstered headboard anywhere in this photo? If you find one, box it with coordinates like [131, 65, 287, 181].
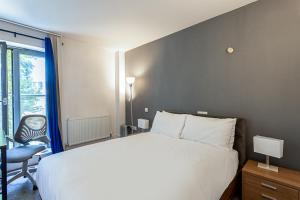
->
[166, 111, 247, 169]
[232, 118, 247, 168]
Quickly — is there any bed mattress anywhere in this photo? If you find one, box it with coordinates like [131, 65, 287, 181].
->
[36, 132, 238, 200]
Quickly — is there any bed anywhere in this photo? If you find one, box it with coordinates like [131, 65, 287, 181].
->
[36, 114, 246, 200]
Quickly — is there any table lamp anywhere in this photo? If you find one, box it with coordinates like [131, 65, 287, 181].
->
[253, 135, 284, 172]
[138, 119, 149, 132]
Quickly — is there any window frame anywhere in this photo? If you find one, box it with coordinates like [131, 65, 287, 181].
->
[0, 42, 8, 137]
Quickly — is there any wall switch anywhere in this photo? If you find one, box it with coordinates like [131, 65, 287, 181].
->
[145, 108, 149, 113]
[197, 111, 208, 115]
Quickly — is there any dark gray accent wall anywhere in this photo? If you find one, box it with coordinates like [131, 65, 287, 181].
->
[125, 0, 300, 170]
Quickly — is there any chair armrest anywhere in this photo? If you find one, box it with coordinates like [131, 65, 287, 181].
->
[5, 135, 14, 143]
[5, 135, 18, 147]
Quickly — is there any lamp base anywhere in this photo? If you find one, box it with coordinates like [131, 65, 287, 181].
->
[130, 125, 137, 131]
[257, 162, 279, 172]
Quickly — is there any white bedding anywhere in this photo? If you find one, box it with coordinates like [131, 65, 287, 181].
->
[36, 133, 238, 200]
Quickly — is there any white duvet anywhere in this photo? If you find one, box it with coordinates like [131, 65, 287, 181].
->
[36, 133, 238, 200]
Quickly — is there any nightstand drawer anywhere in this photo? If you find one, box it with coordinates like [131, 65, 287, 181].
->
[244, 174, 298, 200]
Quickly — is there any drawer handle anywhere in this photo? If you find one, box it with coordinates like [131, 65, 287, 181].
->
[261, 182, 277, 190]
[261, 193, 277, 200]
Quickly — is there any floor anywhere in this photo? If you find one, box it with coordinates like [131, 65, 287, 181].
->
[8, 177, 40, 200]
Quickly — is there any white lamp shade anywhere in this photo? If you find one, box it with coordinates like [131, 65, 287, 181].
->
[138, 119, 149, 129]
[126, 77, 135, 85]
[253, 135, 284, 158]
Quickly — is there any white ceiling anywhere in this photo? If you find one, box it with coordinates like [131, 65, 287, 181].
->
[0, 0, 256, 50]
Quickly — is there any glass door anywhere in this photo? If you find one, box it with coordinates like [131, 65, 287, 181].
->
[0, 42, 8, 137]
[12, 48, 46, 131]
[0, 45, 45, 139]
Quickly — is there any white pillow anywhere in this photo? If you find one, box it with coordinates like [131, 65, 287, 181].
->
[151, 111, 186, 138]
[181, 115, 236, 149]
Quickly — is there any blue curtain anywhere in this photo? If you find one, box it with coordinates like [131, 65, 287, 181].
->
[45, 37, 64, 154]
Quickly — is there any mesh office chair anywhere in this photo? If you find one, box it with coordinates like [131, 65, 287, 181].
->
[5, 115, 50, 188]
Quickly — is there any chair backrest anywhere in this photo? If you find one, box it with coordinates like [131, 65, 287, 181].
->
[14, 115, 47, 144]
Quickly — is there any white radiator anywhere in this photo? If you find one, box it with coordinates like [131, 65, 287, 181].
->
[67, 116, 111, 146]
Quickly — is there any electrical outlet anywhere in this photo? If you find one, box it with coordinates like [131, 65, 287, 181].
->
[145, 108, 149, 113]
[197, 111, 208, 115]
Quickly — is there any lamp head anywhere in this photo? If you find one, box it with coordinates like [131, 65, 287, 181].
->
[126, 77, 135, 86]
[253, 135, 284, 158]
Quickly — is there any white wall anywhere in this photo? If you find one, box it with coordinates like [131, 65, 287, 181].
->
[114, 51, 126, 137]
[59, 36, 116, 145]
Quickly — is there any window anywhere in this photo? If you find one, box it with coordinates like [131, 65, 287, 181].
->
[19, 52, 46, 117]
[8, 48, 45, 137]
[1, 42, 45, 142]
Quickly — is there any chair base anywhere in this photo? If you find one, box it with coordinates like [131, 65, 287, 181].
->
[33, 185, 38, 190]
[2, 160, 37, 191]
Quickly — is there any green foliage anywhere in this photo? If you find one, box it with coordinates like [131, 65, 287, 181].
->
[19, 54, 44, 115]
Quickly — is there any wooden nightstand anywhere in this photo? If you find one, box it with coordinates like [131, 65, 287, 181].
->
[242, 160, 300, 200]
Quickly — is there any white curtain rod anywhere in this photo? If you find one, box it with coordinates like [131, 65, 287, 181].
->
[0, 18, 61, 37]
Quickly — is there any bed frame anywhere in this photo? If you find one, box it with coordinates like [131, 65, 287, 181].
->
[39, 112, 247, 200]
[220, 117, 247, 200]
[168, 112, 247, 200]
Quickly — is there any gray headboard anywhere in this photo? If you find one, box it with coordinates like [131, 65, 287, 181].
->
[166, 112, 247, 169]
[232, 118, 247, 168]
